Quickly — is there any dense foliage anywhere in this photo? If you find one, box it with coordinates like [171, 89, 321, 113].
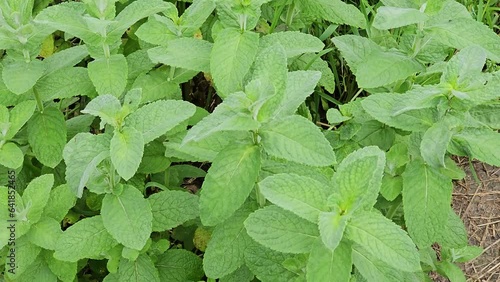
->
[1, 0, 499, 281]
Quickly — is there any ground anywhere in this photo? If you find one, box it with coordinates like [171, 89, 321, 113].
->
[452, 159, 500, 281]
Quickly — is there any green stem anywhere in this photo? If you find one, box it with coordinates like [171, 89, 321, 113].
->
[269, 4, 286, 33]
[33, 88, 44, 113]
[255, 185, 266, 207]
[285, 2, 295, 29]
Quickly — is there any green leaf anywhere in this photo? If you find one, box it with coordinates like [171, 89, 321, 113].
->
[183, 93, 259, 144]
[345, 211, 421, 272]
[178, 0, 216, 36]
[451, 246, 483, 263]
[259, 31, 324, 58]
[328, 146, 385, 212]
[42, 184, 76, 222]
[54, 216, 118, 262]
[436, 261, 466, 282]
[110, 127, 144, 180]
[5, 100, 37, 139]
[63, 133, 111, 197]
[2, 60, 45, 94]
[156, 249, 204, 282]
[327, 109, 351, 125]
[244, 205, 319, 254]
[88, 54, 128, 97]
[108, 0, 175, 39]
[352, 244, 405, 282]
[220, 266, 254, 282]
[138, 141, 171, 174]
[148, 38, 212, 72]
[451, 128, 500, 166]
[66, 114, 96, 140]
[332, 35, 381, 73]
[118, 254, 160, 282]
[125, 99, 196, 144]
[199, 142, 260, 226]
[300, 0, 366, 28]
[306, 240, 352, 282]
[436, 208, 468, 249]
[132, 71, 182, 104]
[426, 18, 500, 62]
[318, 211, 349, 251]
[42, 45, 88, 76]
[27, 107, 67, 168]
[204, 206, 255, 278]
[380, 175, 403, 201]
[373, 6, 427, 30]
[420, 120, 453, 168]
[101, 185, 152, 250]
[259, 173, 328, 222]
[5, 237, 42, 279]
[469, 103, 500, 129]
[148, 190, 199, 232]
[44, 250, 78, 282]
[36, 67, 96, 101]
[23, 174, 54, 225]
[135, 15, 177, 45]
[27, 217, 62, 250]
[244, 243, 299, 282]
[81, 95, 122, 129]
[0, 142, 23, 169]
[260, 115, 336, 166]
[402, 159, 453, 247]
[210, 28, 259, 98]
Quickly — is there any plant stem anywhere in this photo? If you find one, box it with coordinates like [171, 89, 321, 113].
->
[33, 88, 44, 113]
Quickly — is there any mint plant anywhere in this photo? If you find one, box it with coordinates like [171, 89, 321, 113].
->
[1, 0, 498, 281]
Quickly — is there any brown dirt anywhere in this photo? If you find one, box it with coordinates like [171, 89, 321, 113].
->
[452, 158, 500, 282]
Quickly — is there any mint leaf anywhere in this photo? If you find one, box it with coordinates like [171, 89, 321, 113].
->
[5, 100, 37, 139]
[451, 128, 500, 166]
[199, 143, 260, 226]
[44, 250, 78, 282]
[42, 184, 76, 222]
[259, 173, 328, 222]
[110, 127, 144, 180]
[63, 133, 110, 197]
[54, 216, 118, 262]
[259, 31, 324, 58]
[36, 67, 96, 101]
[27, 217, 61, 250]
[118, 254, 160, 282]
[420, 120, 453, 168]
[260, 115, 336, 166]
[436, 208, 468, 249]
[0, 142, 23, 169]
[88, 54, 128, 97]
[402, 159, 454, 247]
[244, 205, 319, 254]
[306, 239, 352, 282]
[27, 107, 67, 168]
[2, 60, 45, 94]
[292, 53, 336, 93]
[148, 38, 212, 72]
[373, 6, 427, 30]
[300, 0, 366, 28]
[81, 94, 121, 129]
[244, 243, 299, 282]
[125, 99, 196, 144]
[23, 174, 54, 225]
[101, 185, 152, 250]
[318, 211, 349, 251]
[148, 190, 199, 232]
[178, 0, 216, 36]
[345, 211, 421, 272]
[204, 206, 255, 278]
[42, 45, 88, 76]
[352, 244, 405, 282]
[5, 237, 42, 279]
[156, 249, 204, 282]
[210, 28, 259, 98]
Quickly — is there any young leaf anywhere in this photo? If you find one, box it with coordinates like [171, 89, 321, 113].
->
[156, 249, 204, 282]
[118, 254, 160, 282]
[199, 143, 260, 226]
[63, 133, 111, 197]
[402, 159, 453, 247]
[178, 0, 216, 36]
[125, 99, 196, 144]
[244, 243, 299, 282]
[148, 38, 212, 72]
[373, 7, 427, 30]
[110, 127, 144, 180]
[2, 60, 45, 94]
[318, 211, 349, 251]
[259, 31, 324, 58]
[436, 261, 466, 282]
[306, 239, 352, 282]
[0, 142, 24, 169]
[260, 115, 336, 166]
[42, 184, 76, 222]
[148, 190, 199, 232]
[88, 54, 128, 97]
[54, 216, 119, 262]
[101, 185, 152, 250]
[203, 205, 255, 278]
[27, 107, 67, 168]
[210, 28, 259, 98]
[23, 174, 54, 225]
[5, 100, 37, 139]
[345, 211, 421, 272]
[244, 205, 319, 254]
[292, 53, 336, 93]
[420, 120, 454, 168]
[259, 173, 328, 222]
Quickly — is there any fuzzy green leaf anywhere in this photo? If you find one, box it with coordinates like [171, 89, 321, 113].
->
[345, 211, 421, 272]
[199, 143, 260, 226]
[110, 127, 144, 180]
[42, 184, 76, 222]
[36, 67, 96, 101]
[244, 243, 299, 282]
[373, 6, 427, 30]
[27, 217, 62, 250]
[23, 174, 54, 225]
[118, 254, 160, 282]
[318, 211, 349, 251]
[244, 205, 319, 254]
[88, 54, 128, 97]
[101, 185, 152, 250]
[306, 240, 352, 282]
[2, 60, 45, 94]
[156, 249, 204, 282]
[148, 190, 199, 232]
[0, 142, 23, 169]
[300, 0, 366, 28]
[259, 31, 324, 58]
[260, 115, 336, 166]
[54, 216, 118, 262]
[451, 128, 500, 166]
[420, 120, 453, 168]
[27, 107, 67, 168]
[148, 38, 212, 72]
[259, 173, 328, 222]
[210, 28, 259, 98]
[5, 100, 37, 139]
